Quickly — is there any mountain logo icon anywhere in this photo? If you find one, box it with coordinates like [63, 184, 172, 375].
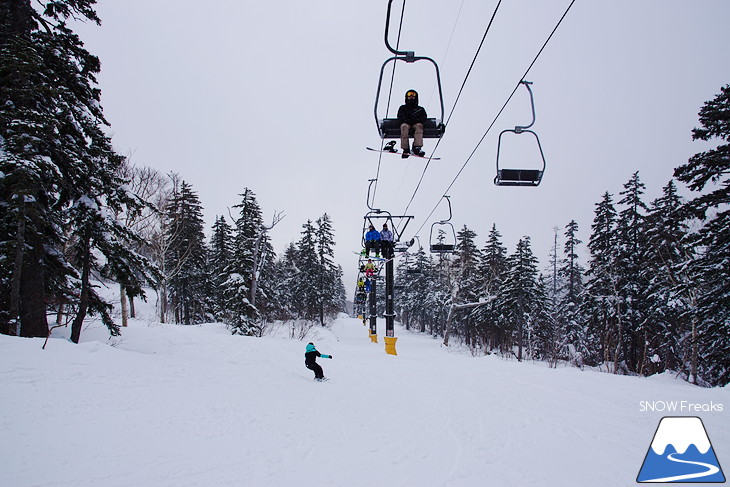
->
[637, 416, 726, 483]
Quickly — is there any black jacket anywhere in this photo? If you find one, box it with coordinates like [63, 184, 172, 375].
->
[305, 343, 331, 366]
[397, 90, 428, 126]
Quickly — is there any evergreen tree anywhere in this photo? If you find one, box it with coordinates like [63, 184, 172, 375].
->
[541, 228, 566, 359]
[292, 219, 319, 322]
[289, 215, 344, 325]
[474, 224, 508, 352]
[674, 84, 730, 386]
[446, 225, 482, 348]
[396, 245, 432, 333]
[500, 237, 540, 361]
[163, 181, 208, 325]
[249, 225, 277, 323]
[560, 220, 584, 305]
[314, 214, 345, 324]
[615, 172, 650, 373]
[582, 192, 619, 368]
[273, 242, 301, 321]
[208, 215, 233, 321]
[531, 274, 558, 365]
[222, 188, 265, 335]
[1, 1, 156, 340]
[559, 220, 586, 365]
[643, 180, 693, 377]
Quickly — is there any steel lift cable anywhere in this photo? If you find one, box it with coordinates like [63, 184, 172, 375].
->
[408, 0, 578, 238]
[424, 0, 467, 111]
[401, 0, 504, 216]
[372, 0, 408, 207]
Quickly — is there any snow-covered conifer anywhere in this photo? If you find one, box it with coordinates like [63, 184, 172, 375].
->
[674, 85, 730, 386]
[163, 181, 208, 325]
[500, 237, 540, 361]
[581, 192, 619, 368]
[615, 171, 651, 374]
[1, 1, 156, 340]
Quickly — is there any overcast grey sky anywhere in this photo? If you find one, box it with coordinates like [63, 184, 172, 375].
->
[73, 0, 730, 293]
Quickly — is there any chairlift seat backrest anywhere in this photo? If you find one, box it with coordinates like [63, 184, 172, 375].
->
[430, 243, 455, 253]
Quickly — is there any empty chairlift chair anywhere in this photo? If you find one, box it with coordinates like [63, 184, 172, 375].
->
[429, 196, 456, 254]
[494, 81, 546, 187]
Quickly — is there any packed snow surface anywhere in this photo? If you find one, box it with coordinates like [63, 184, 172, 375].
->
[1, 304, 727, 486]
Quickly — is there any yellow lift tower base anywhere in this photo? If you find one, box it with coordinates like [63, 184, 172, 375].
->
[369, 331, 378, 343]
[384, 336, 398, 355]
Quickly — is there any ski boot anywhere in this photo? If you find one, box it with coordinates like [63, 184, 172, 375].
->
[401, 148, 410, 159]
[413, 146, 425, 157]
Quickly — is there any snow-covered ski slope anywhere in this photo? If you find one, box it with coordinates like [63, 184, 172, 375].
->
[1, 310, 727, 486]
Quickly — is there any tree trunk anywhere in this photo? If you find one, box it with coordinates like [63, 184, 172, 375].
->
[119, 284, 128, 327]
[5, 206, 26, 336]
[19, 231, 48, 337]
[159, 285, 167, 323]
[70, 237, 91, 344]
[690, 314, 698, 385]
[129, 293, 136, 318]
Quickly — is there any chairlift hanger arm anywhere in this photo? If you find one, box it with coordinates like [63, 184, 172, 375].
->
[439, 195, 453, 223]
[366, 179, 380, 212]
[515, 80, 536, 132]
[384, 0, 412, 58]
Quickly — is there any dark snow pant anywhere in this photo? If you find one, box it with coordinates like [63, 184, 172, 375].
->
[306, 362, 324, 379]
[380, 241, 394, 259]
[365, 240, 380, 257]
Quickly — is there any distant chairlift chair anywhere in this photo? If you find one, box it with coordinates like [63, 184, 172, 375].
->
[429, 196, 456, 254]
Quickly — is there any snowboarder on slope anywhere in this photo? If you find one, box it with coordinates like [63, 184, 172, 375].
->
[305, 342, 332, 381]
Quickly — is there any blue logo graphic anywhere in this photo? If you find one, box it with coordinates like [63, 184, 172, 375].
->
[637, 416, 725, 483]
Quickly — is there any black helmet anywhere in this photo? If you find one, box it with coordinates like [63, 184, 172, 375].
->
[405, 90, 418, 104]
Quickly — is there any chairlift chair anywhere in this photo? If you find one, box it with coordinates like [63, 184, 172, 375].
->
[402, 251, 421, 274]
[494, 81, 546, 187]
[429, 225, 456, 253]
[374, 1, 445, 140]
[429, 196, 456, 254]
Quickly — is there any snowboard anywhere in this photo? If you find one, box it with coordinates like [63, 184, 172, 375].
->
[366, 146, 440, 160]
[354, 251, 387, 261]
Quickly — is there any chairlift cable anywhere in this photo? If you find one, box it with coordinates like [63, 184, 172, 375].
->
[401, 0, 503, 216]
[408, 0, 577, 238]
[443, 0, 502, 129]
[425, 0, 467, 110]
[372, 0, 408, 206]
